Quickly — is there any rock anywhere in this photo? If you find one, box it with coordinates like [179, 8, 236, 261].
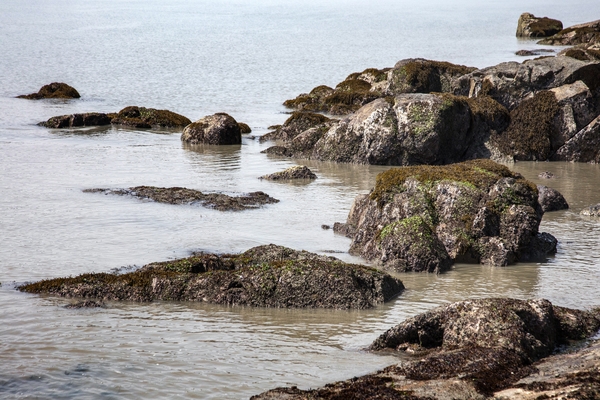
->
[39, 113, 113, 128]
[253, 298, 600, 399]
[451, 56, 600, 111]
[111, 106, 191, 128]
[515, 49, 555, 56]
[538, 171, 555, 179]
[65, 300, 105, 309]
[552, 115, 600, 162]
[83, 186, 279, 211]
[321, 224, 330, 230]
[181, 113, 241, 145]
[580, 203, 600, 216]
[259, 112, 333, 143]
[18, 245, 405, 309]
[558, 42, 600, 61]
[238, 122, 252, 133]
[260, 145, 292, 157]
[516, 13, 563, 38]
[338, 159, 555, 270]
[537, 185, 569, 212]
[538, 19, 600, 46]
[259, 166, 317, 180]
[17, 82, 80, 100]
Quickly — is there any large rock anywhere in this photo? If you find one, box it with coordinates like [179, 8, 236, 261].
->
[181, 113, 241, 145]
[19, 245, 404, 309]
[537, 185, 569, 212]
[538, 19, 600, 46]
[253, 298, 600, 399]
[17, 82, 80, 100]
[516, 13, 563, 38]
[111, 106, 191, 128]
[552, 115, 600, 162]
[335, 159, 556, 270]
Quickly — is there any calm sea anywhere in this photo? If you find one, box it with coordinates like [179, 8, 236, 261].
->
[1, 0, 599, 398]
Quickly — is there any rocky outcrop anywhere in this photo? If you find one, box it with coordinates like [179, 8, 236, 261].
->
[39, 106, 191, 130]
[259, 166, 317, 180]
[17, 82, 80, 100]
[580, 203, 600, 217]
[19, 245, 404, 309]
[181, 113, 241, 145]
[538, 19, 600, 46]
[552, 115, 600, 162]
[537, 185, 569, 212]
[335, 159, 556, 270]
[516, 13, 563, 38]
[83, 186, 279, 211]
[253, 298, 600, 399]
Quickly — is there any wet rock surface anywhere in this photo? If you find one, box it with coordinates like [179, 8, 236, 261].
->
[336, 159, 556, 270]
[64, 300, 105, 309]
[253, 298, 600, 399]
[580, 203, 600, 217]
[537, 185, 569, 212]
[516, 13, 563, 38]
[19, 245, 405, 309]
[259, 166, 317, 180]
[181, 113, 242, 145]
[83, 186, 279, 211]
[17, 82, 80, 100]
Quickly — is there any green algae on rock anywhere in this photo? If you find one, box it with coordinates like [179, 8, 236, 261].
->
[84, 186, 279, 211]
[19, 245, 404, 309]
[17, 82, 80, 100]
[334, 159, 556, 270]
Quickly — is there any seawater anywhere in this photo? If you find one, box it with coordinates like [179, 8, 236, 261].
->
[1, 0, 600, 398]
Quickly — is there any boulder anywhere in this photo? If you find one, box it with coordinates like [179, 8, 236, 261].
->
[84, 186, 279, 211]
[538, 19, 600, 46]
[580, 203, 600, 217]
[259, 112, 333, 143]
[39, 113, 113, 128]
[238, 122, 252, 133]
[17, 82, 80, 100]
[181, 113, 241, 145]
[552, 115, 600, 162]
[516, 13, 563, 38]
[111, 106, 191, 128]
[259, 166, 317, 180]
[337, 159, 556, 270]
[19, 245, 405, 309]
[537, 185, 569, 212]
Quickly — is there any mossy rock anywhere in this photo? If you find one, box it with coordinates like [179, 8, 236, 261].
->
[17, 82, 80, 100]
[112, 106, 191, 128]
[388, 59, 476, 95]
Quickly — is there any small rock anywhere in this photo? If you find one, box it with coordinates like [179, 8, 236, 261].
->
[17, 82, 80, 100]
[581, 203, 600, 217]
[259, 166, 317, 180]
[537, 185, 569, 212]
[538, 171, 555, 179]
[515, 49, 555, 56]
[321, 224, 331, 230]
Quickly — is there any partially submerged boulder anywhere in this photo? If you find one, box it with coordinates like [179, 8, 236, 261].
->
[84, 186, 279, 211]
[515, 49, 555, 57]
[580, 203, 600, 217]
[537, 185, 569, 212]
[17, 82, 80, 100]
[19, 245, 405, 309]
[259, 166, 317, 180]
[238, 122, 252, 134]
[181, 113, 241, 145]
[335, 159, 556, 270]
[260, 112, 333, 143]
[538, 19, 600, 46]
[516, 13, 563, 38]
[39, 113, 113, 128]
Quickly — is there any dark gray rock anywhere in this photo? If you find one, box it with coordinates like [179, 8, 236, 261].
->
[553, 115, 600, 162]
[181, 113, 241, 145]
[537, 185, 569, 212]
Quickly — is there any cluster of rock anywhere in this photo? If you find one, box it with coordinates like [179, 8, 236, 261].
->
[19, 245, 404, 309]
[84, 186, 279, 211]
[267, 29, 600, 164]
[333, 159, 557, 271]
[254, 298, 600, 399]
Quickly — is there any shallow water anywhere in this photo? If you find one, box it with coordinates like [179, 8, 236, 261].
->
[1, 0, 600, 398]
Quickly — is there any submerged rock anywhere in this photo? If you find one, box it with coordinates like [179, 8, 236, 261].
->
[537, 185, 569, 212]
[253, 298, 600, 399]
[336, 159, 556, 271]
[259, 166, 317, 180]
[516, 13, 563, 38]
[84, 186, 279, 211]
[580, 203, 600, 217]
[19, 245, 404, 309]
[181, 113, 241, 145]
[64, 300, 105, 309]
[538, 171, 555, 179]
[17, 82, 80, 100]
[515, 49, 555, 56]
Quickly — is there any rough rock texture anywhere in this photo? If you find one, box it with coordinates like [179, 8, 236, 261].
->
[266, 94, 509, 166]
[64, 300, 105, 309]
[335, 160, 556, 271]
[181, 113, 241, 144]
[552, 115, 600, 162]
[516, 13, 563, 38]
[39, 113, 113, 128]
[19, 245, 405, 309]
[83, 186, 279, 211]
[283, 60, 474, 115]
[17, 82, 80, 100]
[111, 106, 191, 128]
[515, 49, 555, 57]
[252, 298, 600, 400]
[537, 185, 569, 212]
[538, 19, 600, 46]
[259, 166, 317, 180]
[580, 203, 600, 217]
[260, 112, 335, 144]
